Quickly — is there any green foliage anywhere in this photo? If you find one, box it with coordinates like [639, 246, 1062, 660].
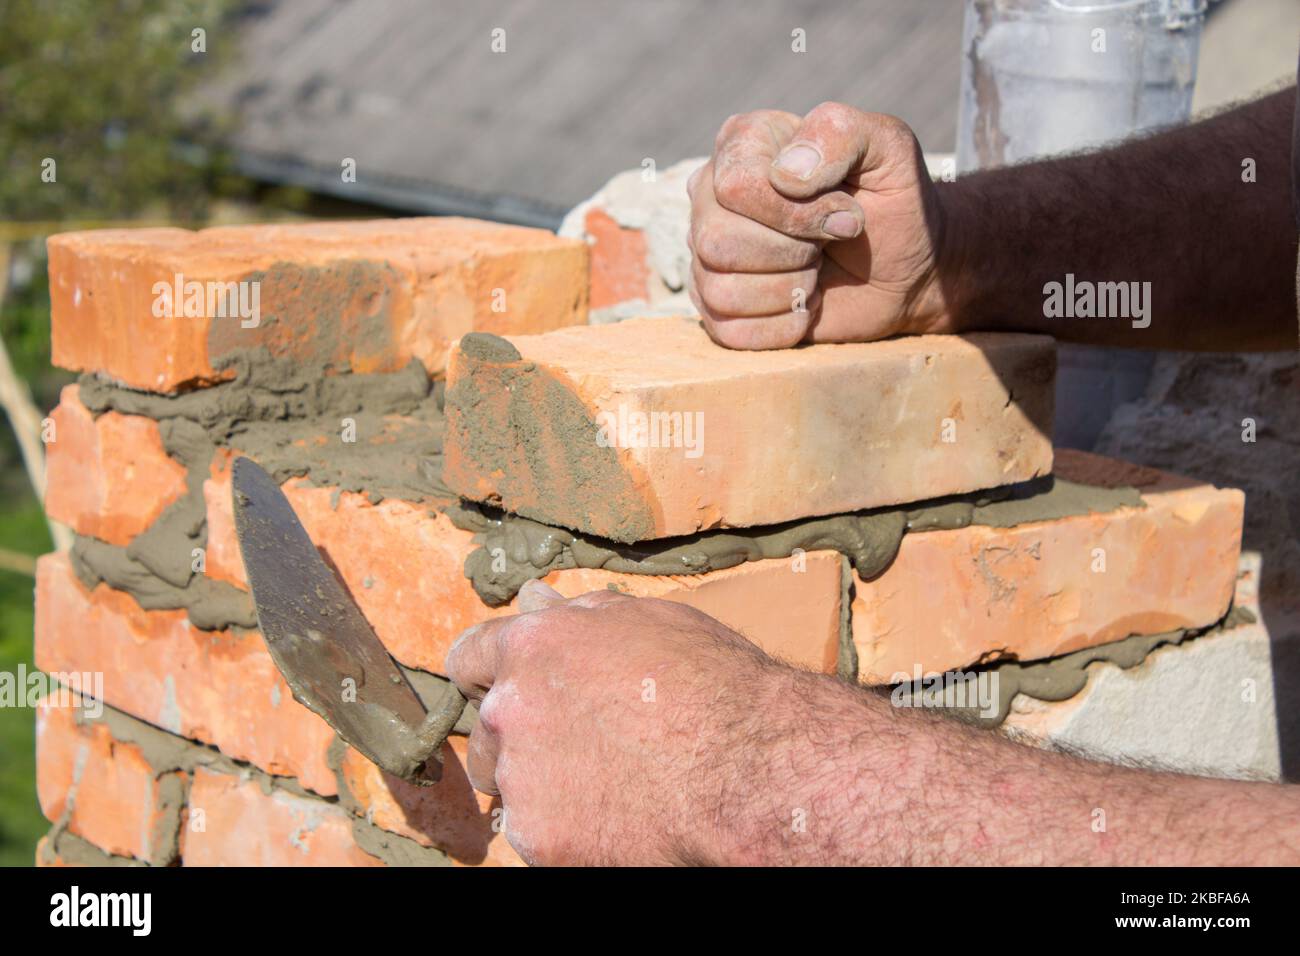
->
[1, 260, 70, 417]
[0, 0, 246, 224]
[0, 491, 51, 868]
[0, 0, 252, 866]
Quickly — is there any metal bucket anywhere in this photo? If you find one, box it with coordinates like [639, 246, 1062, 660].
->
[955, 0, 1207, 450]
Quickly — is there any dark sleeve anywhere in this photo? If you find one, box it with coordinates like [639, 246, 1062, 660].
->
[1293, 54, 1300, 229]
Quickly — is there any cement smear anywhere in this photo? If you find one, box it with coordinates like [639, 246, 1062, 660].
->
[445, 333, 657, 543]
[38, 829, 145, 867]
[71, 534, 257, 631]
[79, 350, 438, 501]
[325, 736, 453, 867]
[446, 475, 1143, 607]
[836, 555, 858, 681]
[49, 691, 447, 867]
[907, 605, 1259, 727]
[205, 260, 404, 373]
[75, 350, 441, 629]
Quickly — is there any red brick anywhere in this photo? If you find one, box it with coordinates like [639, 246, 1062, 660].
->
[205, 475, 844, 675]
[35, 696, 183, 863]
[44, 385, 189, 546]
[183, 767, 380, 867]
[585, 208, 651, 309]
[202, 449, 244, 588]
[853, 452, 1244, 681]
[444, 316, 1055, 541]
[34, 553, 337, 795]
[49, 218, 589, 392]
[339, 737, 523, 867]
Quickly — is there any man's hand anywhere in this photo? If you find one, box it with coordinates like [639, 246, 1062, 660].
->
[688, 102, 952, 350]
[444, 580, 790, 866]
[446, 582, 1300, 867]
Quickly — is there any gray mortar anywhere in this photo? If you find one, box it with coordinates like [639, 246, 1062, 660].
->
[836, 556, 858, 681]
[79, 350, 439, 502]
[445, 474, 1143, 607]
[38, 828, 145, 867]
[349, 817, 451, 867]
[205, 260, 404, 374]
[325, 736, 452, 867]
[50, 690, 446, 867]
[74, 351, 442, 629]
[894, 605, 1259, 728]
[459, 331, 522, 364]
[444, 333, 657, 543]
[70, 534, 257, 631]
[46, 693, 241, 866]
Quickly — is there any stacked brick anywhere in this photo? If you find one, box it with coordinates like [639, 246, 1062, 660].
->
[35, 215, 1254, 867]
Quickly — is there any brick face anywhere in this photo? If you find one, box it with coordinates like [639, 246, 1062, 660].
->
[34, 553, 338, 795]
[183, 767, 381, 867]
[35, 696, 183, 864]
[339, 737, 523, 867]
[444, 316, 1056, 541]
[48, 218, 588, 391]
[584, 208, 652, 309]
[44, 384, 190, 546]
[205, 476, 845, 675]
[853, 456, 1244, 681]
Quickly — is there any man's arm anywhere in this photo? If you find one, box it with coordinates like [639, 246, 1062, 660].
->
[936, 88, 1298, 351]
[690, 90, 1299, 352]
[446, 582, 1300, 866]
[714, 665, 1299, 866]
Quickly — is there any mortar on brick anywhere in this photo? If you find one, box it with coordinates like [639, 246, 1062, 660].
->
[891, 604, 1258, 726]
[61, 334, 1241, 745]
[38, 831, 145, 867]
[445, 471, 1143, 609]
[39, 692, 451, 867]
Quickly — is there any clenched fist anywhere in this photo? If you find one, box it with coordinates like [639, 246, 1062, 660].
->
[688, 102, 954, 349]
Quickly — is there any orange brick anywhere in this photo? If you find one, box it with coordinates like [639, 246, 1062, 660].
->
[44, 384, 189, 546]
[49, 218, 589, 392]
[585, 208, 651, 309]
[202, 450, 244, 588]
[183, 767, 381, 867]
[444, 317, 1055, 542]
[35, 696, 184, 863]
[202, 478, 844, 675]
[34, 553, 337, 795]
[853, 454, 1244, 681]
[339, 737, 523, 867]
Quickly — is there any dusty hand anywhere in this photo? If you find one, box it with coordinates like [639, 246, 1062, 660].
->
[688, 102, 951, 349]
[444, 580, 788, 866]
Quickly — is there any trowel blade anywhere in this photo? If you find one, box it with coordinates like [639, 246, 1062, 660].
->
[231, 456, 460, 784]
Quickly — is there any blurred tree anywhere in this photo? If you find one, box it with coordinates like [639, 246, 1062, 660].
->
[0, 0, 256, 866]
[0, 0, 246, 223]
[0, 0, 247, 530]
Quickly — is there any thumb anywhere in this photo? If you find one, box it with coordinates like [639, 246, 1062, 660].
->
[517, 578, 567, 613]
[769, 102, 901, 200]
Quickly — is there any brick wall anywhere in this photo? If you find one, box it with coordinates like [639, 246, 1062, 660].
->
[34, 214, 1272, 867]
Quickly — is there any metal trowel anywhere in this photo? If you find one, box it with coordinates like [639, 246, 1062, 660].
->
[231, 456, 465, 785]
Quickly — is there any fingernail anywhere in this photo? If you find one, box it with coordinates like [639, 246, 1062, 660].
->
[823, 210, 861, 239]
[773, 144, 821, 179]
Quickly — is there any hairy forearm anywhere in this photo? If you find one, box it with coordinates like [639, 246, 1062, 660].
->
[710, 667, 1300, 866]
[930, 88, 1299, 351]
